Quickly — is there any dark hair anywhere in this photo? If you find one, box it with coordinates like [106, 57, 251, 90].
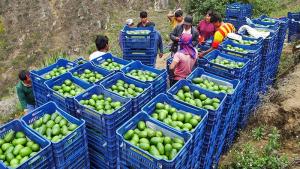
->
[210, 13, 222, 23]
[207, 10, 215, 16]
[95, 35, 109, 51]
[175, 10, 183, 17]
[19, 70, 29, 81]
[140, 11, 147, 18]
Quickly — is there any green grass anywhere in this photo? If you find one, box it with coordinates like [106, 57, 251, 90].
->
[270, 1, 300, 17]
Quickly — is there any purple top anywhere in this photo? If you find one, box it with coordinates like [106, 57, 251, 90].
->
[197, 20, 215, 41]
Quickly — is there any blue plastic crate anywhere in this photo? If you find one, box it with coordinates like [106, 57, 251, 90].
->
[89, 147, 117, 169]
[121, 26, 158, 50]
[199, 50, 251, 80]
[91, 53, 131, 72]
[30, 59, 77, 105]
[117, 113, 192, 169]
[44, 72, 93, 116]
[21, 101, 88, 168]
[69, 62, 112, 84]
[224, 18, 246, 30]
[141, 93, 208, 162]
[219, 40, 262, 70]
[0, 120, 53, 169]
[225, 3, 252, 18]
[225, 35, 263, 47]
[86, 127, 117, 161]
[288, 12, 300, 21]
[123, 49, 157, 67]
[238, 103, 251, 129]
[99, 72, 152, 114]
[167, 80, 226, 122]
[73, 57, 88, 65]
[121, 61, 167, 96]
[74, 85, 132, 139]
[166, 55, 173, 81]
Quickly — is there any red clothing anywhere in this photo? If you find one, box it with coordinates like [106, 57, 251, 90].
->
[197, 20, 215, 41]
[173, 51, 197, 80]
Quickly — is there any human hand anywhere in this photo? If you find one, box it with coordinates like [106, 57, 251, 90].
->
[23, 109, 28, 114]
[175, 37, 180, 42]
[159, 53, 164, 58]
[198, 52, 205, 58]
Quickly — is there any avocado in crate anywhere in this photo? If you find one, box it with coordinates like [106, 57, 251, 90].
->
[91, 53, 130, 72]
[70, 62, 111, 84]
[21, 102, 87, 168]
[210, 55, 245, 69]
[126, 69, 158, 82]
[52, 79, 85, 98]
[117, 113, 192, 169]
[0, 120, 53, 169]
[0, 130, 42, 168]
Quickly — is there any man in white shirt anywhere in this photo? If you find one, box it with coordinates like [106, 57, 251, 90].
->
[89, 35, 109, 61]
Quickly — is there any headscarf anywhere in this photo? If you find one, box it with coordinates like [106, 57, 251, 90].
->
[179, 33, 196, 59]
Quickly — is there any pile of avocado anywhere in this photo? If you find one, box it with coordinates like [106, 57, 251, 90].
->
[192, 77, 234, 94]
[0, 131, 41, 168]
[123, 121, 186, 160]
[151, 102, 202, 131]
[29, 112, 78, 143]
[79, 94, 123, 114]
[211, 57, 245, 69]
[225, 45, 248, 54]
[73, 69, 104, 83]
[126, 70, 157, 81]
[108, 80, 144, 98]
[52, 80, 84, 98]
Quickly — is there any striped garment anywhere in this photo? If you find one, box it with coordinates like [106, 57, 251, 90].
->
[212, 23, 236, 49]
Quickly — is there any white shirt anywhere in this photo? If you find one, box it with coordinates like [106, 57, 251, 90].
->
[89, 51, 106, 61]
[182, 28, 192, 34]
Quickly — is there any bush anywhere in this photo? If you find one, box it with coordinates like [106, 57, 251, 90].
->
[185, 0, 279, 24]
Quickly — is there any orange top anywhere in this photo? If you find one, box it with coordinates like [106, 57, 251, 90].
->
[212, 23, 236, 49]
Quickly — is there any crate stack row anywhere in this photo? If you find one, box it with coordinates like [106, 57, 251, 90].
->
[29, 53, 167, 169]
[121, 26, 159, 67]
[288, 12, 300, 42]
[224, 2, 253, 30]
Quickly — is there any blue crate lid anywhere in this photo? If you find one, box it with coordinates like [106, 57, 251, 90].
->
[74, 85, 132, 115]
[69, 62, 112, 84]
[99, 72, 152, 99]
[44, 72, 93, 98]
[116, 112, 192, 162]
[121, 61, 166, 80]
[0, 120, 51, 169]
[30, 59, 77, 80]
[167, 80, 226, 112]
[141, 93, 208, 134]
[91, 53, 131, 72]
[186, 67, 240, 95]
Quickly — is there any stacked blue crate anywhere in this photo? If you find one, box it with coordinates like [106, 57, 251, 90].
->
[30, 59, 77, 106]
[121, 61, 167, 96]
[141, 94, 208, 169]
[117, 113, 193, 169]
[74, 85, 132, 169]
[121, 26, 159, 67]
[167, 80, 226, 169]
[99, 72, 152, 114]
[0, 120, 54, 169]
[288, 12, 300, 42]
[198, 50, 251, 152]
[186, 68, 241, 166]
[21, 102, 89, 169]
[44, 72, 93, 117]
[225, 3, 253, 29]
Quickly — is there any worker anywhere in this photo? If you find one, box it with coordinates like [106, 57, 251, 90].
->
[89, 35, 109, 61]
[169, 33, 197, 86]
[119, 19, 135, 50]
[197, 10, 216, 44]
[16, 70, 35, 114]
[199, 13, 235, 57]
[137, 11, 164, 58]
[167, 9, 184, 29]
[170, 15, 199, 55]
[137, 11, 155, 27]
